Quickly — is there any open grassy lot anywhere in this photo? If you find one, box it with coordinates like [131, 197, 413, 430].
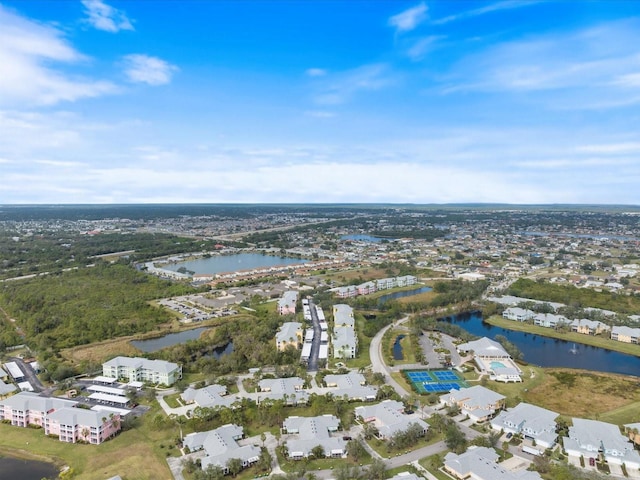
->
[481, 364, 640, 424]
[525, 369, 640, 422]
[484, 315, 640, 357]
[0, 402, 177, 480]
[397, 289, 437, 305]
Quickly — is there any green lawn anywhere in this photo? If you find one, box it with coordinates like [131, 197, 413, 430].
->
[485, 315, 640, 357]
[366, 431, 443, 458]
[599, 401, 640, 425]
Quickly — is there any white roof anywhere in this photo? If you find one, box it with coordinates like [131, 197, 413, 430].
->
[92, 375, 118, 384]
[88, 392, 130, 404]
[445, 446, 542, 480]
[88, 385, 127, 396]
[458, 337, 509, 358]
[3, 362, 23, 379]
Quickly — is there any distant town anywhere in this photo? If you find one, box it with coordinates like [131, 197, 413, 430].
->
[1, 204, 639, 480]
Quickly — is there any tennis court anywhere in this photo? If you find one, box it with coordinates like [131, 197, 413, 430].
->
[404, 369, 469, 394]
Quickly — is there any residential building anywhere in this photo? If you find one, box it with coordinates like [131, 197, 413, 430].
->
[333, 304, 355, 328]
[444, 446, 542, 480]
[355, 400, 428, 440]
[333, 326, 358, 359]
[258, 377, 308, 405]
[276, 322, 303, 351]
[183, 424, 260, 474]
[0, 378, 16, 398]
[502, 307, 534, 322]
[0, 391, 77, 428]
[611, 326, 640, 344]
[323, 373, 378, 401]
[102, 356, 182, 386]
[563, 418, 640, 470]
[439, 386, 505, 423]
[570, 319, 610, 335]
[181, 384, 236, 410]
[283, 415, 345, 459]
[277, 291, 299, 315]
[491, 403, 559, 449]
[533, 313, 569, 328]
[45, 408, 121, 444]
[389, 474, 425, 480]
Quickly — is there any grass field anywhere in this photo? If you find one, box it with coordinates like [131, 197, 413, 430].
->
[481, 364, 640, 424]
[484, 315, 640, 357]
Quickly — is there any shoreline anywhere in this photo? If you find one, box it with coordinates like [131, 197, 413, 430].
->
[484, 315, 640, 358]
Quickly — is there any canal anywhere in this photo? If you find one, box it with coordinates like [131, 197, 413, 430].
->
[442, 311, 640, 377]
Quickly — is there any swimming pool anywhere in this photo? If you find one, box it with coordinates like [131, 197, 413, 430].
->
[490, 361, 506, 369]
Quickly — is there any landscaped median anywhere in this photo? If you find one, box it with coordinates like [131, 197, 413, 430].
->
[484, 315, 640, 357]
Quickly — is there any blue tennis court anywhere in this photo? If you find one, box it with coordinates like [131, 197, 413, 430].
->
[403, 369, 469, 394]
[433, 371, 458, 381]
[421, 382, 462, 393]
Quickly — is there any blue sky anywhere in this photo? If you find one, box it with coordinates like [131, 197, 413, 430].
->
[1, 1, 640, 204]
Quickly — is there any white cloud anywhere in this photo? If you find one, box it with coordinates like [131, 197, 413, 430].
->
[441, 19, 640, 102]
[407, 35, 443, 60]
[432, 0, 540, 25]
[81, 0, 134, 33]
[0, 4, 117, 106]
[389, 2, 428, 33]
[313, 63, 396, 105]
[576, 142, 640, 155]
[305, 110, 336, 118]
[305, 68, 327, 77]
[122, 54, 178, 86]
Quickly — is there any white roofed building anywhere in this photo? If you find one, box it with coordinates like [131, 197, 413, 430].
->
[355, 400, 428, 440]
[440, 386, 505, 423]
[283, 415, 345, 459]
[444, 446, 542, 480]
[491, 403, 559, 449]
[276, 322, 303, 351]
[183, 424, 260, 474]
[102, 356, 182, 386]
[564, 418, 640, 470]
[278, 291, 299, 315]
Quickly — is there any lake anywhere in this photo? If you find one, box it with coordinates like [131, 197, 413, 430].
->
[378, 286, 433, 304]
[0, 457, 58, 480]
[131, 328, 209, 352]
[442, 312, 640, 377]
[162, 253, 308, 275]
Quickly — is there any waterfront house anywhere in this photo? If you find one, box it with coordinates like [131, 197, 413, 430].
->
[502, 307, 534, 322]
[611, 326, 640, 344]
[570, 319, 610, 336]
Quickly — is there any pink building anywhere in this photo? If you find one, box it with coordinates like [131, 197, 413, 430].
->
[45, 408, 121, 444]
[0, 392, 76, 428]
[277, 291, 299, 315]
[0, 391, 121, 445]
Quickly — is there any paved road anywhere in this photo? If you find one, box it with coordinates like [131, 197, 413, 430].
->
[307, 300, 322, 371]
[9, 356, 44, 392]
[369, 316, 411, 396]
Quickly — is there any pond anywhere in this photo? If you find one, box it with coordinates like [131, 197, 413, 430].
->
[378, 286, 433, 304]
[0, 457, 58, 480]
[161, 253, 308, 275]
[393, 335, 406, 360]
[131, 328, 209, 352]
[442, 312, 640, 377]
